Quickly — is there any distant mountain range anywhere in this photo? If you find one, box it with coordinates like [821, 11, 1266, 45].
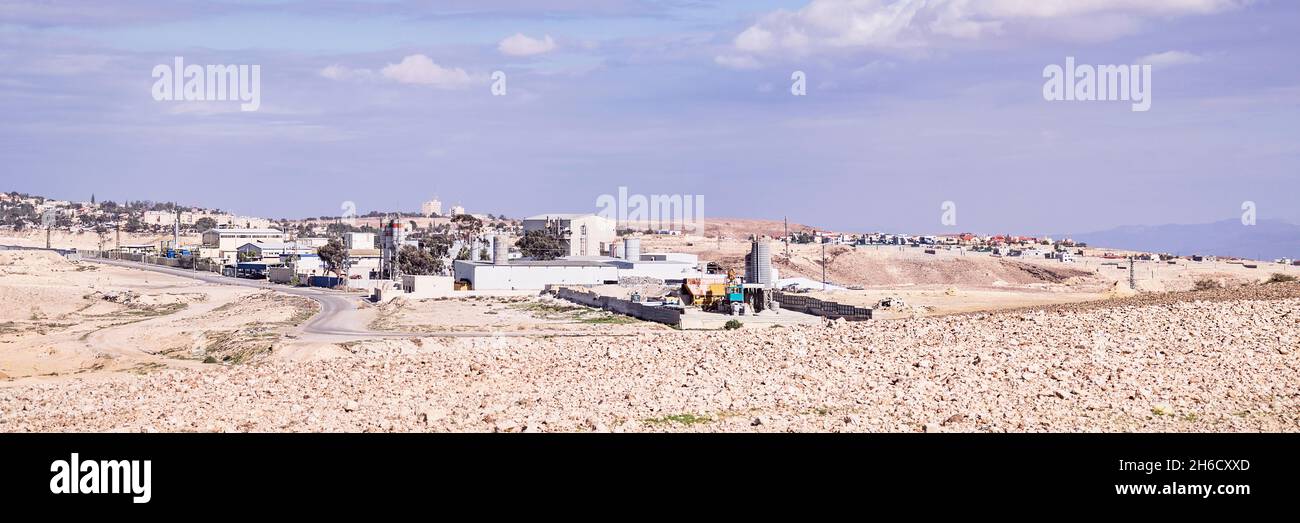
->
[1069, 219, 1300, 261]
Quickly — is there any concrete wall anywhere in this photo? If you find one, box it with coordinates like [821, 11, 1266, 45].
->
[554, 287, 682, 326]
[79, 250, 223, 273]
[401, 274, 454, 299]
[268, 266, 295, 284]
[772, 291, 873, 321]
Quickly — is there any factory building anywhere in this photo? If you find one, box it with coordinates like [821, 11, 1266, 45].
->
[236, 241, 317, 262]
[522, 213, 617, 257]
[343, 232, 375, 249]
[201, 227, 285, 264]
[454, 259, 620, 290]
[453, 244, 704, 291]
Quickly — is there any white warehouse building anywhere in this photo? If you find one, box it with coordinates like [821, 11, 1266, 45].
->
[453, 253, 704, 290]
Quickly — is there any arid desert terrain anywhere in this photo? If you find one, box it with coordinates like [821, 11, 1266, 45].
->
[2, 229, 1298, 432]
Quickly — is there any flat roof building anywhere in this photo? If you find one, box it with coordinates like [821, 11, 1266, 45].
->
[201, 228, 285, 264]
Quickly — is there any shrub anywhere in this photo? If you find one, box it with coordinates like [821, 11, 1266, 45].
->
[1266, 273, 1297, 284]
[1193, 278, 1222, 291]
[724, 319, 743, 330]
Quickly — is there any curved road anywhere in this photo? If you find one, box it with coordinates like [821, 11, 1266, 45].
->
[80, 256, 610, 340]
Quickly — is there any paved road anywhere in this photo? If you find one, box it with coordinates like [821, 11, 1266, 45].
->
[79, 256, 605, 340]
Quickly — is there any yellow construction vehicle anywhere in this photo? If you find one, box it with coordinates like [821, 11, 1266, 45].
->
[681, 269, 746, 314]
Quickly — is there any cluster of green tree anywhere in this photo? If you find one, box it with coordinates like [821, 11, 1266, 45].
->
[514, 229, 565, 260]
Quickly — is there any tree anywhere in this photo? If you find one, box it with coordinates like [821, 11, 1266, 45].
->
[194, 217, 218, 232]
[124, 214, 144, 233]
[515, 229, 564, 260]
[398, 245, 443, 275]
[450, 214, 482, 243]
[317, 239, 347, 277]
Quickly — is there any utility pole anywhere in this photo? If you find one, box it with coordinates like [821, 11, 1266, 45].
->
[173, 204, 180, 254]
[821, 241, 827, 291]
[1128, 256, 1136, 290]
[784, 216, 789, 259]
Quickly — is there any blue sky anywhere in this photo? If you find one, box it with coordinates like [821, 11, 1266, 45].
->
[2, 0, 1297, 234]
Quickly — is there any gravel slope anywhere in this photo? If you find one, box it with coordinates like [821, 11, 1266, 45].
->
[3, 284, 1297, 433]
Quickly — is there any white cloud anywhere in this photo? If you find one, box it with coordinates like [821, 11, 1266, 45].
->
[714, 54, 763, 70]
[379, 55, 472, 88]
[319, 64, 373, 81]
[498, 33, 558, 56]
[721, 0, 1245, 64]
[1135, 50, 1206, 67]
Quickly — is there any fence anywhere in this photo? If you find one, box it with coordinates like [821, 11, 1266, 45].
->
[772, 291, 872, 321]
[554, 287, 683, 326]
[79, 250, 223, 273]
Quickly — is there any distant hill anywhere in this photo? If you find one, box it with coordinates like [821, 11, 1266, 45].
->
[1070, 219, 1300, 261]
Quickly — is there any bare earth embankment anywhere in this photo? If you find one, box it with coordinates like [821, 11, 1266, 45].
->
[0, 250, 315, 380]
[3, 282, 1297, 432]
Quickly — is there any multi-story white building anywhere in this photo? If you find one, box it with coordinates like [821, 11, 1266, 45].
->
[449, 204, 465, 216]
[420, 199, 443, 217]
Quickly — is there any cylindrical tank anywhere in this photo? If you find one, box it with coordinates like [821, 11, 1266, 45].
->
[746, 240, 773, 286]
[623, 238, 641, 261]
[493, 236, 509, 265]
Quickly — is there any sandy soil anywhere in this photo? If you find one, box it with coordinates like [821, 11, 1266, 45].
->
[369, 295, 669, 334]
[640, 236, 1300, 316]
[0, 250, 315, 381]
[2, 282, 1297, 432]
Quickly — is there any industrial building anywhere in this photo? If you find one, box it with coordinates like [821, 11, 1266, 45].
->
[453, 238, 704, 290]
[343, 232, 375, 249]
[522, 213, 617, 257]
[200, 227, 285, 264]
[236, 241, 317, 262]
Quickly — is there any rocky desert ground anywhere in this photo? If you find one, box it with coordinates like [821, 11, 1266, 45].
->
[2, 227, 1298, 433]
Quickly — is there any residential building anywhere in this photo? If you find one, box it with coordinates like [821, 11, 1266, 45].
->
[420, 199, 443, 217]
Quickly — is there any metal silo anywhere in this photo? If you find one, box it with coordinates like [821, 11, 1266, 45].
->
[623, 238, 641, 261]
[493, 236, 509, 265]
[746, 239, 773, 286]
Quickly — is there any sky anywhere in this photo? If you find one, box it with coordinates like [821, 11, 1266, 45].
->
[2, 0, 1297, 235]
